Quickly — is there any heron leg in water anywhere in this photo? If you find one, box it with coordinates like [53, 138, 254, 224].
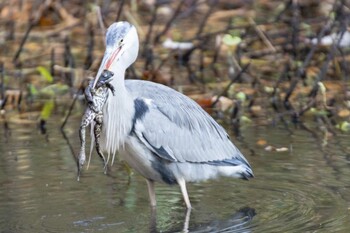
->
[94, 112, 107, 172]
[177, 177, 192, 209]
[146, 179, 157, 207]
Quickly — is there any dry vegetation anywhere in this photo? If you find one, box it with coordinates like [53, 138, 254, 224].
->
[0, 0, 350, 136]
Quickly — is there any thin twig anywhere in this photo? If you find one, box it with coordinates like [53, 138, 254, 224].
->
[211, 63, 250, 107]
[308, 14, 347, 100]
[50, 48, 55, 78]
[13, 0, 53, 64]
[95, 5, 106, 42]
[61, 95, 78, 130]
[0, 62, 4, 101]
[248, 17, 276, 53]
[154, 0, 186, 44]
[60, 128, 77, 163]
[284, 18, 334, 109]
[84, 25, 94, 69]
[290, 0, 300, 59]
[231, 100, 242, 137]
[143, 4, 159, 70]
[5, 20, 15, 41]
[61, 82, 84, 130]
[274, 0, 292, 22]
[210, 17, 235, 77]
[195, 0, 218, 36]
[63, 36, 75, 87]
[143, 3, 159, 51]
[115, 0, 126, 22]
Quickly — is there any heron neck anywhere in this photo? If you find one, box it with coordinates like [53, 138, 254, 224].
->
[102, 70, 134, 155]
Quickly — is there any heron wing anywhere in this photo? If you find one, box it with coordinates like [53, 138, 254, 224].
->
[126, 80, 250, 166]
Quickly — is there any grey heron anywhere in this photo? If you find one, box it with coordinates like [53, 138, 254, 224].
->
[91, 21, 254, 209]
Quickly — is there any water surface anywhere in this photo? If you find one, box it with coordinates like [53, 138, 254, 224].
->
[1, 116, 350, 232]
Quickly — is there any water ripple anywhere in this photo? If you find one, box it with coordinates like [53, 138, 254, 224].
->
[1, 119, 350, 232]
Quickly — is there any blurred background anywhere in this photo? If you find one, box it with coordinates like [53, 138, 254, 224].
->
[1, 0, 349, 131]
[1, 0, 350, 232]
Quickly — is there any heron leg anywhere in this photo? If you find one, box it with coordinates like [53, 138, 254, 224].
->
[183, 207, 192, 232]
[146, 179, 157, 207]
[177, 177, 192, 209]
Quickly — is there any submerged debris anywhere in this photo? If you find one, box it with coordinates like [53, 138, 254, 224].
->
[77, 70, 114, 180]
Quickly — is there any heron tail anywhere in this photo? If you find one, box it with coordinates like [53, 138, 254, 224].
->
[240, 164, 254, 180]
[207, 158, 254, 180]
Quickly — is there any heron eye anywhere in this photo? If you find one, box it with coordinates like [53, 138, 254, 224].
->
[119, 39, 124, 45]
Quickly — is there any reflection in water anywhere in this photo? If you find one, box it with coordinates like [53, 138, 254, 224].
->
[0, 118, 350, 232]
[148, 207, 193, 233]
[73, 216, 124, 228]
[61, 128, 78, 161]
[150, 206, 256, 233]
[190, 207, 256, 233]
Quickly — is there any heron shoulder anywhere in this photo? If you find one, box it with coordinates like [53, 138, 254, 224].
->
[126, 80, 227, 137]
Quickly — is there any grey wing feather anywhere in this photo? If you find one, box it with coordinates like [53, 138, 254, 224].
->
[126, 80, 250, 166]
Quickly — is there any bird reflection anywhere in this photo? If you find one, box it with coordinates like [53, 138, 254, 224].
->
[150, 206, 256, 233]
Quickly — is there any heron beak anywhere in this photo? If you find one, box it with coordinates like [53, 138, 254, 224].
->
[105, 45, 123, 70]
[93, 44, 123, 88]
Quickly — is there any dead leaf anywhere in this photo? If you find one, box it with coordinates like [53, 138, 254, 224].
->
[306, 66, 320, 79]
[250, 105, 262, 115]
[338, 109, 350, 118]
[256, 139, 267, 146]
[211, 96, 233, 112]
[38, 15, 56, 27]
[195, 97, 213, 109]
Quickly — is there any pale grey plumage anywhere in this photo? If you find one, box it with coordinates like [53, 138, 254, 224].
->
[126, 80, 251, 166]
[90, 21, 253, 209]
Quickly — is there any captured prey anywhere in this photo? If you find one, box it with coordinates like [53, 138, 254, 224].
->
[77, 69, 114, 180]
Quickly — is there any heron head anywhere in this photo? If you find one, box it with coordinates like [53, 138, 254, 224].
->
[94, 22, 139, 87]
